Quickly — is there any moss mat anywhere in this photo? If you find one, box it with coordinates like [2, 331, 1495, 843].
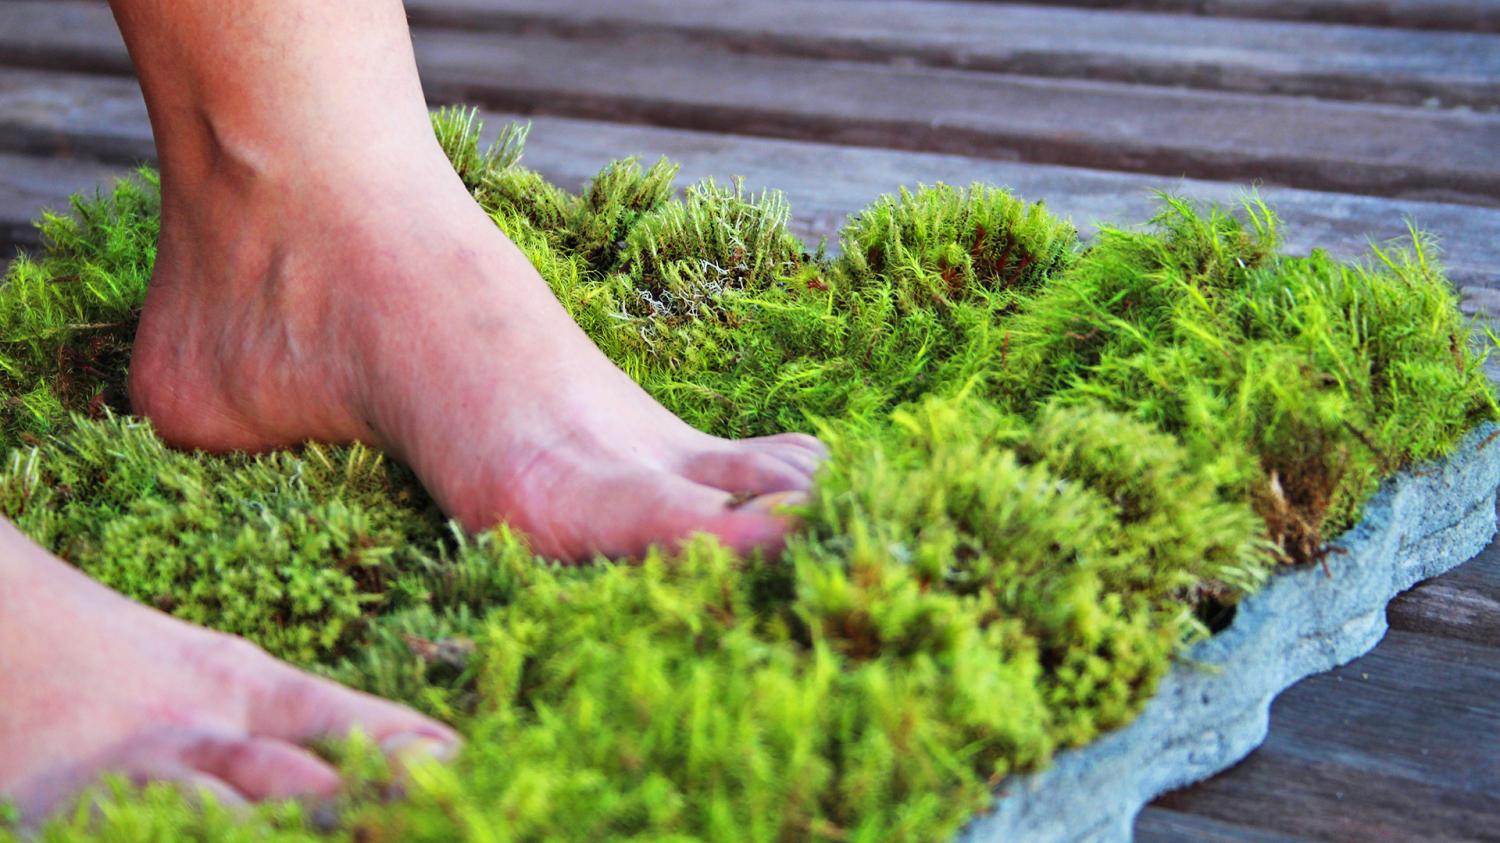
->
[1, 109, 1494, 841]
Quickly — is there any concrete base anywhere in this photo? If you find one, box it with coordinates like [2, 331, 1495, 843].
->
[959, 422, 1500, 843]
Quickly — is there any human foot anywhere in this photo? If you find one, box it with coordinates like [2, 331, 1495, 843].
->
[127, 145, 824, 562]
[0, 521, 460, 823]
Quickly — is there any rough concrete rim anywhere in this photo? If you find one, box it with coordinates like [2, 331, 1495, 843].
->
[957, 422, 1500, 843]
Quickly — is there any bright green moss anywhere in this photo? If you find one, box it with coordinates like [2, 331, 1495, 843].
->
[433, 106, 528, 192]
[569, 155, 680, 270]
[0, 417, 445, 663]
[614, 178, 807, 319]
[999, 197, 1495, 558]
[0, 170, 157, 445]
[838, 183, 1075, 309]
[1, 109, 1493, 842]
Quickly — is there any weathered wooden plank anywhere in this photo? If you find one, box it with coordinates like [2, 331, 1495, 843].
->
[1387, 538, 1500, 647]
[1154, 750, 1500, 841]
[1257, 642, 1500, 793]
[403, 0, 1500, 110]
[6, 67, 1500, 291]
[0, 151, 123, 258]
[4, 2, 1499, 206]
[1148, 539, 1500, 833]
[949, 0, 1500, 33]
[1388, 578, 1500, 649]
[0, 68, 154, 165]
[0, 1, 134, 77]
[1152, 627, 1500, 840]
[410, 29, 1500, 207]
[1134, 807, 1311, 843]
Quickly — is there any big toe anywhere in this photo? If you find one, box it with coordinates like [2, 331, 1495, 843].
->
[147, 731, 343, 802]
[749, 431, 829, 460]
[545, 470, 806, 561]
[250, 667, 461, 765]
[681, 446, 816, 497]
[657, 474, 809, 558]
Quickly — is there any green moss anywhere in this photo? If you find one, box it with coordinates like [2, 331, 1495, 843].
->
[615, 178, 807, 319]
[432, 106, 528, 192]
[838, 183, 1075, 310]
[0, 170, 157, 444]
[999, 197, 1495, 558]
[0, 417, 445, 663]
[570, 156, 680, 270]
[1, 109, 1493, 842]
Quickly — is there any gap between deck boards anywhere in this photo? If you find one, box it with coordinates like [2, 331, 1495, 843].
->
[1, 0, 1497, 207]
[400, 0, 1500, 110]
[911, 0, 1500, 33]
[5, 67, 1500, 291]
[1137, 539, 1500, 842]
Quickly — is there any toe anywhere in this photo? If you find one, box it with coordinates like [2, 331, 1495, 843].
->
[524, 469, 805, 561]
[702, 489, 809, 557]
[653, 475, 809, 558]
[746, 440, 825, 477]
[746, 431, 828, 460]
[107, 743, 252, 810]
[177, 734, 342, 802]
[681, 448, 814, 496]
[380, 733, 462, 777]
[250, 669, 461, 758]
[156, 770, 250, 811]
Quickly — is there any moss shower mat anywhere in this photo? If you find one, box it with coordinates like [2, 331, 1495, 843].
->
[2, 110, 1498, 842]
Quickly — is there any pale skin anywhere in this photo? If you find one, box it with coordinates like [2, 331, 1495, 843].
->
[1, 0, 823, 823]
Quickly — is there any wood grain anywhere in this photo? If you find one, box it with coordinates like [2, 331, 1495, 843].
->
[941, 0, 1500, 33]
[3, 1, 1498, 205]
[0, 151, 124, 256]
[1388, 537, 1500, 649]
[1144, 622, 1500, 840]
[404, 0, 1500, 109]
[1135, 807, 1311, 842]
[410, 27, 1500, 206]
[7, 67, 1500, 290]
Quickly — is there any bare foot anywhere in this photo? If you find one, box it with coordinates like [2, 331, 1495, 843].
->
[128, 145, 824, 562]
[0, 521, 459, 822]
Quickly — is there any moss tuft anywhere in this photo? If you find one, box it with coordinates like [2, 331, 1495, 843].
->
[839, 184, 1076, 311]
[616, 178, 806, 320]
[0, 170, 157, 446]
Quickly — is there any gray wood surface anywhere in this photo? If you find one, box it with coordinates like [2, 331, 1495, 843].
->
[1140, 545, 1500, 842]
[945, 0, 1500, 32]
[409, 31, 1500, 205]
[0, 151, 121, 256]
[3, 1, 1499, 205]
[403, 0, 1500, 109]
[1135, 808, 1309, 843]
[6, 68, 1500, 291]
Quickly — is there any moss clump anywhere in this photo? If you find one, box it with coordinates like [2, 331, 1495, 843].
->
[0, 170, 157, 445]
[1, 109, 1493, 842]
[0, 418, 443, 663]
[1000, 197, 1494, 559]
[839, 183, 1075, 310]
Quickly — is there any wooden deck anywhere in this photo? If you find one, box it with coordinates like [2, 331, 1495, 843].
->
[1, 0, 1497, 839]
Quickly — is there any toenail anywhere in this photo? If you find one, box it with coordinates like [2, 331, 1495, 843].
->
[725, 490, 758, 510]
[737, 490, 809, 514]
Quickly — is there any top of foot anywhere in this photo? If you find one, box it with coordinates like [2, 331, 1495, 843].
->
[128, 153, 825, 561]
[0, 527, 459, 822]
